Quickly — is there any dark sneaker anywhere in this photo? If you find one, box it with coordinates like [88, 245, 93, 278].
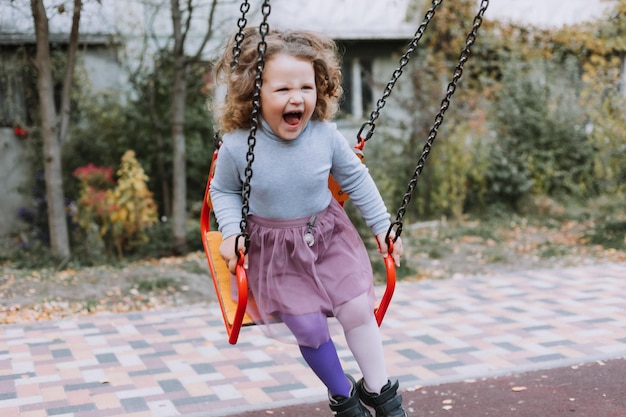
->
[356, 378, 408, 417]
[329, 375, 373, 417]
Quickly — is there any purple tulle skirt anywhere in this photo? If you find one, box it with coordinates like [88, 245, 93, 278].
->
[236, 199, 376, 342]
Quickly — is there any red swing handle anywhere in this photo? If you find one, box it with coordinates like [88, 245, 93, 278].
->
[375, 238, 397, 326]
[229, 249, 249, 344]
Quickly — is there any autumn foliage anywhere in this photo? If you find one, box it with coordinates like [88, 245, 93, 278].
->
[73, 163, 116, 233]
[73, 151, 158, 259]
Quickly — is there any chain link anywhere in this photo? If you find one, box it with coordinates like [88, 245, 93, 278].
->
[389, 0, 489, 243]
[357, 0, 443, 144]
[237, 0, 271, 254]
[231, 0, 251, 69]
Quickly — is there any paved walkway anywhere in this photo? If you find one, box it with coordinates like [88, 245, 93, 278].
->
[1, 262, 625, 417]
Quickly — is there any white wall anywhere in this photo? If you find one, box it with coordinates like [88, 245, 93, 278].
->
[0, 128, 33, 239]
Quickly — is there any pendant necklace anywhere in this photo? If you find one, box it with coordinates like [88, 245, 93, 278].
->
[303, 215, 317, 247]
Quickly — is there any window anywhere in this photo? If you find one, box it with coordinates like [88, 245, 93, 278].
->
[340, 57, 373, 119]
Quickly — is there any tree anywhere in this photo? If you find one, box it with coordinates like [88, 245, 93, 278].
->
[169, 0, 219, 253]
[120, 0, 220, 254]
[30, 0, 83, 260]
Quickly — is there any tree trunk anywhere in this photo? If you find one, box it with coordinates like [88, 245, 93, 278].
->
[170, 0, 188, 254]
[147, 70, 172, 218]
[59, 0, 82, 143]
[166, 0, 219, 253]
[30, 0, 71, 260]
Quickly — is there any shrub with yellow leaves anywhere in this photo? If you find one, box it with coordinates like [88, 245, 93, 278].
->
[106, 150, 159, 259]
[73, 151, 158, 259]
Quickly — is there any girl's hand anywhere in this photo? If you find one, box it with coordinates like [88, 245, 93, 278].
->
[219, 234, 249, 274]
[376, 231, 403, 267]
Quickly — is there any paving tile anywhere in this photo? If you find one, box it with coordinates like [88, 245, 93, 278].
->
[120, 397, 149, 413]
[46, 402, 97, 415]
[19, 410, 47, 417]
[158, 379, 185, 393]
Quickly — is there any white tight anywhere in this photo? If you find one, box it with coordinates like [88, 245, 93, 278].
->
[335, 292, 389, 393]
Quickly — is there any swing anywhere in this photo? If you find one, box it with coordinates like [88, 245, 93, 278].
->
[201, 0, 490, 344]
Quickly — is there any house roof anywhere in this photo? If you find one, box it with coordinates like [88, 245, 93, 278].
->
[0, 0, 618, 49]
[266, 0, 420, 40]
[0, 33, 114, 45]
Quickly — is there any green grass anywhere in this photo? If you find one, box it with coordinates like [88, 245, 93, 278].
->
[179, 259, 207, 275]
[585, 218, 626, 250]
[445, 223, 498, 241]
[537, 242, 570, 258]
[481, 247, 510, 264]
[135, 277, 179, 293]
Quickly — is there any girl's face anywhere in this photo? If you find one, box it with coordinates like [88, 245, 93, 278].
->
[260, 54, 317, 140]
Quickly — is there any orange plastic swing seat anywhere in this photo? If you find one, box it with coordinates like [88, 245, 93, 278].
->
[201, 149, 397, 345]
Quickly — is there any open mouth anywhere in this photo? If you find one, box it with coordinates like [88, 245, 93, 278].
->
[283, 112, 302, 127]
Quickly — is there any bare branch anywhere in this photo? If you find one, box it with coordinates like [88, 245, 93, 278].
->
[180, 0, 193, 50]
[189, 0, 219, 63]
[59, 0, 82, 143]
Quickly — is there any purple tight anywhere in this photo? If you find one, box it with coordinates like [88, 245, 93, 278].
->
[280, 312, 330, 349]
[280, 293, 389, 397]
[281, 312, 350, 397]
[300, 340, 351, 397]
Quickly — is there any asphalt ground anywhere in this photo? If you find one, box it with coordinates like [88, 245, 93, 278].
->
[225, 358, 626, 416]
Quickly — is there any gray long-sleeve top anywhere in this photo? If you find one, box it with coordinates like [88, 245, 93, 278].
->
[210, 119, 391, 239]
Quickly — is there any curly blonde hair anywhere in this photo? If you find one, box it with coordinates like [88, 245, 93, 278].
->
[214, 27, 343, 133]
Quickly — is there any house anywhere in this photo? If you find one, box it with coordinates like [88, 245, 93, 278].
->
[0, 0, 620, 242]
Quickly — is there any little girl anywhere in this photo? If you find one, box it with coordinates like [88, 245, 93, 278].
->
[210, 27, 408, 417]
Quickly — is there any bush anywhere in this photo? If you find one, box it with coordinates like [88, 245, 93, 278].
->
[485, 144, 533, 208]
[72, 151, 158, 260]
[108, 151, 159, 258]
[486, 58, 595, 205]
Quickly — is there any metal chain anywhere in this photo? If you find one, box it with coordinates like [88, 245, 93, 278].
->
[237, 0, 271, 254]
[388, 0, 489, 243]
[357, 0, 443, 144]
[231, 0, 251, 69]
